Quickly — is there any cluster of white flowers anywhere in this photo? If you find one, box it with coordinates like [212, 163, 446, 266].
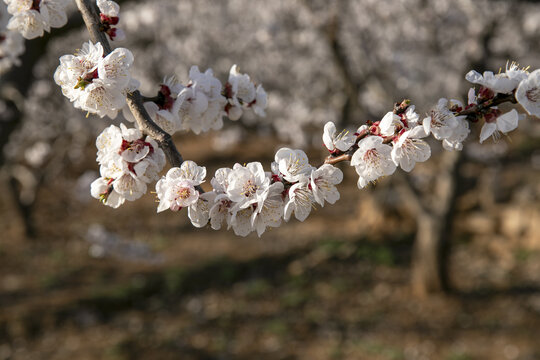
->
[54, 41, 138, 118]
[155, 149, 342, 237]
[123, 65, 268, 135]
[0, 1, 24, 74]
[422, 97, 470, 150]
[97, 0, 124, 42]
[3, 0, 69, 39]
[322, 103, 431, 189]
[68, 14, 535, 238]
[465, 63, 532, 143]
[315, 63, 540, 192]
[224, 64, 267, 120]
[90, 123, 165, 208]
[172, 66, 226, 134]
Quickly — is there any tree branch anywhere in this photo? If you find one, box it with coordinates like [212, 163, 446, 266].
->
[457, 92, 516, 118]
[74, 0, 112, 54]
[74, 0, 192, 185]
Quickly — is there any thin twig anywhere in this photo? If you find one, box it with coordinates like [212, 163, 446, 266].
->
[324, 153, 352, 165]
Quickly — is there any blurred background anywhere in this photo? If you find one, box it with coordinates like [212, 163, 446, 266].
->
[1, 0, 540, 359]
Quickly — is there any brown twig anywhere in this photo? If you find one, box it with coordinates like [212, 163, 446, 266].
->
[323, 153, 351, 165]
[456, 92, 516, 118]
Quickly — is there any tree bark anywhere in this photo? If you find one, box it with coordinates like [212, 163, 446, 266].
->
[410, 150, 461, 297]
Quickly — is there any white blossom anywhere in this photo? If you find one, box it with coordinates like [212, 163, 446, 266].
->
[465, 63, 528, 94]
[402, 105, 420, 128]
[54, 41, 137, 118]
[322, 121, 356, 152]
[249, 183, 284, 236]
[209, 194, 232, 230]
[379, 112, 403, 136]
[273, 147, 313, 183]
[188, 192, 216, 228]
[97, 155, 148, 202]
[251, 84, 268, 117]
[226, 162, 270, 209]
[351, 136, 396, 188]
[228, 64, 256, 107]
[442, 117, 470, 151]
[173, 66, 226, 134]
[222, 65, 269, 121]
[96, 124, 122, 163]
[5, 0, 68, 39]
[422, 98, 463, 140]
[479, 109, 519, 143]
[516, 69, 540, 118]
[284, 181, 314, 222]
[112, 168, 148, 201]
[97, 0, 125, 41]
[228, 207, 254, 237]
[228, 181, 283, 237]
[155, 161, 206, 212]
[391, 126, 431, 172]
[225, 64, 268, 120]
[310, 164, 343, 206]
[92, 124, 165, 207]
[90, 177, 125, 208]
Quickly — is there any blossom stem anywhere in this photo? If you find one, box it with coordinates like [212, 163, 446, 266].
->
[324, 153, 352, 165]
[457, 92, 516, 119]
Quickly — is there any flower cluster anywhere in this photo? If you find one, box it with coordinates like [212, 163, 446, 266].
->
[3, 0, 69, 39]
[224, 64, 267, 120]
[124, 65, 268, 135]
[322, 103, 431, 189]
[90, 123, 165, 208]
[155, 149, 342, 237]
[171, 66, 226, 134]
[465, 63, 530, 143]
[422, 98, 470, 150]
[54, 41, 138, 118]
[317, 63, 540, 192]
[97, 0, 125, 42]
[80, 47, 538, 237]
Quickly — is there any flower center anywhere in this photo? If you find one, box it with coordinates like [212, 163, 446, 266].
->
[484, 109, 501, 123]
[74, 69, 99, 90]
[175, 187, 192, 200]
[526, 87, 540, 102]
[155, 85, 175, 110]
[242, 179, 258, 197]
[431, 109, 453, 128]
[363, 149, 380, 164]
[119, 139, 153, 155]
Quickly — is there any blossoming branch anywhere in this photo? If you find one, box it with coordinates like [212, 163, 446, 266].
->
[3, 0, 539, 237]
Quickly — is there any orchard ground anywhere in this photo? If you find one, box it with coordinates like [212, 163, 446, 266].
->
[1, 130, 539, 360]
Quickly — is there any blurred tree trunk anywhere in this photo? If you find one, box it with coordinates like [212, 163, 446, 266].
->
[0, 36, 50, 239]
[409, 150, 461, 296]
[0, 12, 84, 238]
[412, 213, 444, 295]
